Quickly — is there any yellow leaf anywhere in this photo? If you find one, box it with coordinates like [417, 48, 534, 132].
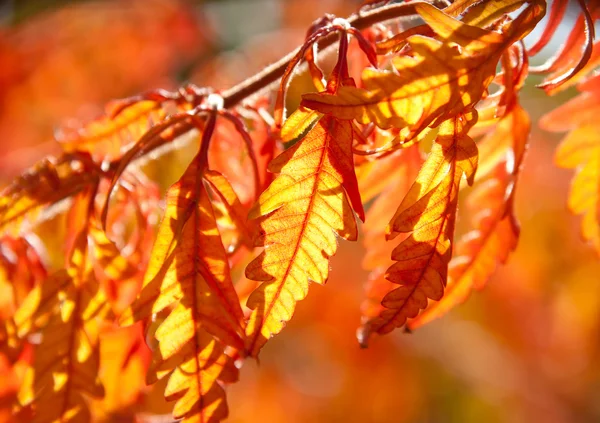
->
[117, 149, 245, 422]
[541, 84, 600, 254]
[119, 158, 245, 351]
[356, 145, 423, 347]
[204, 170, 253, 249]
[149, 328, 238, 423]
[554, 126, 600, 253]
[88, 222, 138, 282]
[13, 270, 71, 338]
[16, 270, 109, 423]
[301, 3, 543, 136]
[280, 107, 321, 143]
[408, 105, 529, 330]
[0, 154, 99, 236]
[363, 110, 478, 337]
[57, 99, 191, 161]
[244, 115, 363, 357]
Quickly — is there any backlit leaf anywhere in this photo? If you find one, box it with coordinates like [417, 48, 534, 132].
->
[0, 154, 99, 235]
[244, 115, 363, 357]
[408, 104, 529, 330]
[57, 98, 192, 161]
[301, 3, 543, 138]
[118, 145, 244, 422]
[148, 328, 239, 423]
[362, 110, 478, 338]
[357, 145, 423, 346]
[542, 85, 600, 254]
[119, 158, 244, 350]
[14, 198, 110, 422]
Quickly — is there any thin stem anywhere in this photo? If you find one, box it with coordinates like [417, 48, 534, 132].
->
[104, 2, 421, 181]
[221, 1, 419, 108]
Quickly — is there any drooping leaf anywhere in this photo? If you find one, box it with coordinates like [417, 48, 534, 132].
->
[0, 236, 47, 320]
[208, 109, 270, 206]
[119, 157, 244, 350]
[527, 0, 568, 56]
[118, 142, 245, 422]
[148, 327, 239, 423]
[0, 235, 47, 364]
[301, 3, 543, 138]
[408, 104, 529, 330]
[541, 84, 600, 254]
[204, 170, 253, 249]
[17, 274, 108, 423]
[93, 323, 150, 420]
[362, 110, 478, 339]
[356, 145, 423, 346]
[14, 195, 110, 423]
[244, 115, 364, 357]
[89, 223, 138, 283]
[530, 0, 596, 93]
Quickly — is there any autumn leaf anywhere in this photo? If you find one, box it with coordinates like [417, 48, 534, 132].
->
[204, 169, 254, 250]
[408, 104, 529, 330]
[208, 105, 280, 206]
[356, 145, 423, 345]
[2, 1, 599, 421]
[0, 236, 47, 320]
[280, 107, 321, 143]
[361, 110, 478, 339]
[148, 327, 239, 423]
[444, 0, 528, 27]
[57, 98, 193, 161]
[0, 236, 47, 366]
[17, 276, 108, 423]
[92, 324, 150, 420]
[301, 2, 543, 139]
[541, 81, 600, 254]
[118, 156, 245, 349]
[118, 118, 245, 421]
[0, 154, 100, 236]
[13, 192, 110, 422]
[530, 0, 596, 93]
[244, 115, 364, 357]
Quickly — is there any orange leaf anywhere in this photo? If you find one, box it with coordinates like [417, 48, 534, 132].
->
[118, 157, 244, 350]
[148, 328, 238, 423]
[14, 205, 110, 422]
[280, 107, 321, 143]
[18, 276, 108, 423]
[362, 110, 478, 339]
[244, 115, 364, 357]
[530, 0, 596, 93]
[408, 105, 529, 330]
[301, 2, 543, 137]
[118, 140, 244, 421]
[357, 145, 423, 345]
[541, 84, 600, 254]
[204, 170, 253, 249]
[57, 99, 192, 161]
[0, 154, 99, 236]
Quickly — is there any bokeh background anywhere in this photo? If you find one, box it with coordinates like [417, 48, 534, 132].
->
[1, 0, 599, 422]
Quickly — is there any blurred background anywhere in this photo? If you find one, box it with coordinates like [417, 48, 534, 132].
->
[1, 1, 599, 422]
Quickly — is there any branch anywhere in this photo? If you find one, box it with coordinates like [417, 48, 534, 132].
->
[221, 1, 419, 108]
[102, 2, 421, 178]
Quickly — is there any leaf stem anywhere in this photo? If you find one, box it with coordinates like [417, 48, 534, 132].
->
[221, 2, 419, 108]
